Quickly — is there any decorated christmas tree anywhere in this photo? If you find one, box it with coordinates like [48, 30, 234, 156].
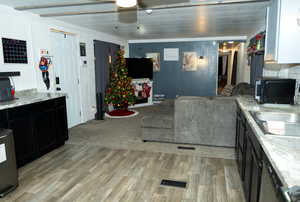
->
[104, 50, 136, 112]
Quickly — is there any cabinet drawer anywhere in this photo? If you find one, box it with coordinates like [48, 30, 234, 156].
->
[34, 99, 55, 112]
[55, 96, 66, 107]
[7, 105, 31, 120]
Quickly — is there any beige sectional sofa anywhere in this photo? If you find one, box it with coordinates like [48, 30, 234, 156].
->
[141, 96, 237, 147]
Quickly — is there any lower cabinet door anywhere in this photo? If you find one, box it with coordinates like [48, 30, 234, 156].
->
[34, 109, 57, 156]
[250, 150, 262, 202]
[55, 105, 68, 146]
[236, 112, 240, 152]
[244, 135, 253, 202]
[0, 110, 8, 128]
[8, 117, 36, 167]
[238, 146, 244, 180]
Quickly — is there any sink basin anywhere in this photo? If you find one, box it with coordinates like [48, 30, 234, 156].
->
[249, 111, 300, 137]
[251, 111, 300, 123]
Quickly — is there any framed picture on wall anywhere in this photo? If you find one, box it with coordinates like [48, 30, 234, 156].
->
[146, 52, 160, 72]
[183, 52, 198, 71]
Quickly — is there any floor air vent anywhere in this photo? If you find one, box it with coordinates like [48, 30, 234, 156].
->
[160, 179, 187, 188]
[177, 146, 195, 150]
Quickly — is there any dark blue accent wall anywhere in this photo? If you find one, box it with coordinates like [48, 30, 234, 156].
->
[129, 41, 218, 98]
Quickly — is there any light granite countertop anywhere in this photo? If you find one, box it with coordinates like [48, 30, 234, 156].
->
[237, 96, 300, 188]
[0, 89, 66, 111]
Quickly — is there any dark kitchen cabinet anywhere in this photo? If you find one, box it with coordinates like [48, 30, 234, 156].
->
[55, 97, 68, 146]
[236, 106, 263, 202]
[244, 133, 253, 202]
[250, 148, 262, 202]
[0, 96, 68, 167]
[246, 123, 263, 202]
[34, 101, 57, 156]
[7, 105, 37, 167]
[236, 107, 247, 180]
[0, 109, 8, 128]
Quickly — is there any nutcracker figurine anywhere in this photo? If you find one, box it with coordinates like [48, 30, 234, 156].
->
[39, 57, 50, 90]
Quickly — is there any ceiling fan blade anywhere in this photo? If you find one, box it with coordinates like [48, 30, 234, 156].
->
[118, 7, 137, 23]
[137, 0, 190, 8]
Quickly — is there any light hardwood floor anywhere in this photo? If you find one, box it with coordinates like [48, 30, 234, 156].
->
[1, 143, 245, 202]
[1, 106, 245, 202]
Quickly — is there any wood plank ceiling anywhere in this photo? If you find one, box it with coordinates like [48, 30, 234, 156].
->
[0, 0, 269, 39]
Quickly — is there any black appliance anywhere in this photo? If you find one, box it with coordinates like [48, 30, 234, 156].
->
[126, 58, 153, 79]
[0, 72, 20, 102]
[255, 78, 296, 104]
[0, 129, 18, 197]
[0, 78, 14, 102]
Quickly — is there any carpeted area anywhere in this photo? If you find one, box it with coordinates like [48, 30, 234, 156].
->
[68, 105, 235, 160]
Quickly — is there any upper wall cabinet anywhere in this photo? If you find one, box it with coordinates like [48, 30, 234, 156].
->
[265, 0, 300, 64]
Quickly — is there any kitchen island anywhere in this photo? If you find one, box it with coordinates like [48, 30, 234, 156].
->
[0, 90, 68, 167]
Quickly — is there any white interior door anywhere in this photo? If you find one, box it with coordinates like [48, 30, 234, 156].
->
[51, 32, 82, 128]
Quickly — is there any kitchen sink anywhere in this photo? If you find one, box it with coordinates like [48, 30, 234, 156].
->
[252, 111, 300, 123]
[249, 111, 300, 137]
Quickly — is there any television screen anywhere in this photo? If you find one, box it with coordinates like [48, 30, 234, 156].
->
[126, 58, 153, 79]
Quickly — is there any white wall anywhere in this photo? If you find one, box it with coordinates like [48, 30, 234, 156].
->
[0, 5, 128, 123]
[0, 7, 36, 90]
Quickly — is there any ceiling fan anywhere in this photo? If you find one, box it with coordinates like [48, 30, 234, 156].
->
[91, 0, 187, 10]
[115, 0, 151, 24]
[116, 0, 144, 8]
[113, 0, 189, 24]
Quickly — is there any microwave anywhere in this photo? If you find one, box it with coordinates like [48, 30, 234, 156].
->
[255, 78, 296, 104]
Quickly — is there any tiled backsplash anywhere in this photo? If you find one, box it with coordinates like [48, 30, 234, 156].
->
[263, 64, 300, 104]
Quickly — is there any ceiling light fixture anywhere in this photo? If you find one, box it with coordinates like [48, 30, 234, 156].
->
[116, 0, 137, 8]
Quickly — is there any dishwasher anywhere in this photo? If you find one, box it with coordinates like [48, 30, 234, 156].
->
[0, 129, 18, 197]
[259, 156, 300, 202]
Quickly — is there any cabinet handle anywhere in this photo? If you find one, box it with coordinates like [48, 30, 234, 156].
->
[267, 165, 273, 174]
[0, 134, 8, 139]
[281, 187, 292, 202]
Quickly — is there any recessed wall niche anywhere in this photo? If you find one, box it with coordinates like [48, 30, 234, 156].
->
[2, 38, 28, 64]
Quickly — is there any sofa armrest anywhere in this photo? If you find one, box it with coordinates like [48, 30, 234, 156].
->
[174, 96, 237, 147]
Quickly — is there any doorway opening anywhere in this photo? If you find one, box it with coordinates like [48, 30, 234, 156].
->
[94, 40, 120, 119]
[217, 41, 245, 95]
